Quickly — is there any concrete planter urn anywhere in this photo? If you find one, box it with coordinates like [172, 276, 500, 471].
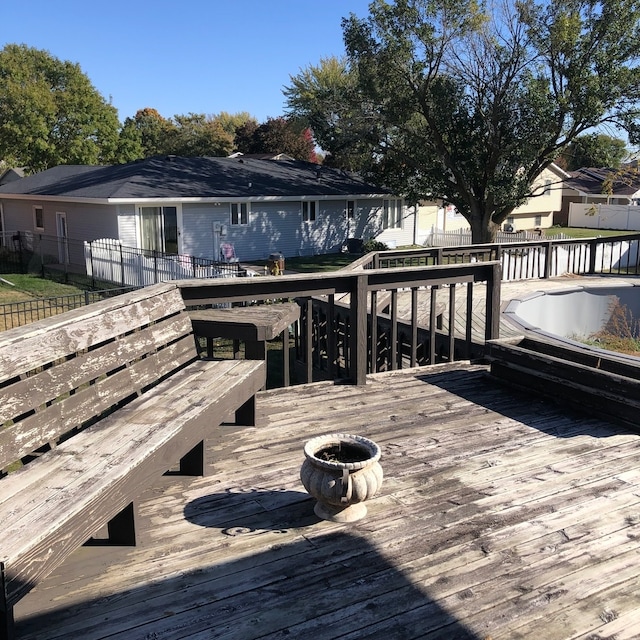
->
[300, 433, 383, 522]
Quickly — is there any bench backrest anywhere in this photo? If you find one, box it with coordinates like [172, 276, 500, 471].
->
[0, 282, 198, 473]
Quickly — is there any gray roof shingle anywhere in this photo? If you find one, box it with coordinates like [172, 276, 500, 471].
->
[564, 167, 640, 197]
[0, 156, 390, 200]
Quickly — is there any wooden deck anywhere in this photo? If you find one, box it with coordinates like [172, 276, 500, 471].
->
[13, 361, 640, 639]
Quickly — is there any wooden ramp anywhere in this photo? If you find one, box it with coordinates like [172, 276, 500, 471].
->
[13, 363, 640, 640]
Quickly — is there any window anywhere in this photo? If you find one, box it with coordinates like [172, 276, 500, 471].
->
[231, 203, 248, 225]
[383, 199, 402, 229]
[542, 179, 552, 196]
[302, 201, 317, 223]
[534, 215, 542, 227]
[346, 200, 355, 219]
[34, 206, 44, 231]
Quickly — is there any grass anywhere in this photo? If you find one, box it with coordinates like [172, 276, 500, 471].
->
[582, 335, 640, 355]
[545, 226, 633, 239]
[0, 274, 85, 303]
[250, 253, 358, 273]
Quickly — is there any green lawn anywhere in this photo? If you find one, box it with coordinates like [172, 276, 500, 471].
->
[545, 226, 634, 239]
[251, 253, 358, 273]
[0, 274, 85, 303]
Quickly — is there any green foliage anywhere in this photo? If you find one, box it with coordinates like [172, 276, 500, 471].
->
[234, 116, 317, 161]
[284, 56, 370, 169]
[557, 133, 628, 170]
[363, 239, 389, 252]
[0, 44, 121, 171]
[167, 113, 235, 157]
[286, 0, 640, 243]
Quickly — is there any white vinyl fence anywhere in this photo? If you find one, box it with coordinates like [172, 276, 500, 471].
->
[499, 237, 640, 280]
[568, 203, 640, 230]
[426, 228, 570, 247]
[84, 239, 242, 287]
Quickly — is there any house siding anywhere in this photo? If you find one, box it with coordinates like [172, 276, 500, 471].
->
[0, 199, 118, 240]
[181, 203, 228, 258]
[178, 199, 399, 261]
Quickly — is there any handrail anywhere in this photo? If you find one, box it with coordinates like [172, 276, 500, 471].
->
[352, 233, 640, 280]
[178, 261, 502, 385]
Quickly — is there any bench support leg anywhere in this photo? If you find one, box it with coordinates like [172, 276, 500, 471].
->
[1, 565, 14, 640]
[235, 394, 256, 426]
[0, 606, 15, 640]
[107, 502, 138, 546]
[179, 441, 205, 476]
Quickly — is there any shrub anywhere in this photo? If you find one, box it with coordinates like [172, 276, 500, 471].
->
[363, 239, 389, 252]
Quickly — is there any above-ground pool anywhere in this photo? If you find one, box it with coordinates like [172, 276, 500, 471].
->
[503, 283, 640, 357]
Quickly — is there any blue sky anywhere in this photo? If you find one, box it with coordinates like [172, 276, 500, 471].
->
[2, 1, 372, 124]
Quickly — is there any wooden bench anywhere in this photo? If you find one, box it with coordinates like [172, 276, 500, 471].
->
[0, 282, 265, 640]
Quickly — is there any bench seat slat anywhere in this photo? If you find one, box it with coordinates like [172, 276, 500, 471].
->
[0, 356, 252, 507]
[0, 358, 265, 609]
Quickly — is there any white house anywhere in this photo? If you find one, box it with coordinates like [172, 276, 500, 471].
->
[0, 156, 417, 262]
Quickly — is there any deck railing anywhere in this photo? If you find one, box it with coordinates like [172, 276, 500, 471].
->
[352, 233, 640, 280]
[178, 261, 502, 385]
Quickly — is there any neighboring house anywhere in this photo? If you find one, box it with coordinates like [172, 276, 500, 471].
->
[417, 163, 568, 240]
[505, 163, 569, 231]
[0, 167, 25, 186]
[558, 166, 640, 226]
[0, 156, 416, 262]
[227, 152, 295, 161]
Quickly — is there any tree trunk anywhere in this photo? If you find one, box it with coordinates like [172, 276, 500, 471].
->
[469, 215, 499, 244]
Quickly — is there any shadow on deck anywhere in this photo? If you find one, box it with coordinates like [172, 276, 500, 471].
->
[13, 363, 640, 639]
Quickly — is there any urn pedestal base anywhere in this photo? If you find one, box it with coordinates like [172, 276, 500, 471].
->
[314, 501, 368, 523]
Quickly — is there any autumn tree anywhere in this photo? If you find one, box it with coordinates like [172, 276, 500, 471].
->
[163, 113, 234, 157]
[286, 0, 640, 243]
[118, 108, 176, 159]
[0, 44, 121, 172]
[234, 119, 260, 154]
[234, 116, 317, 161]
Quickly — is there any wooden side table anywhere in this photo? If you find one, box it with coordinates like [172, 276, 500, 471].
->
[188, 302, 301, 385]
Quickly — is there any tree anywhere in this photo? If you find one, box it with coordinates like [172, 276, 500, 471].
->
[285, 0, 640, 243]
[119, 108, 175, 159]
[214, 111, 256, 139]
[284, 57, 367, 169]
[163, 113, 235, 157]
[234, 116, 318, 161]
[557, 133, 628, 170]
[234, 119, 260, 154]
[0, 44, 121, 172]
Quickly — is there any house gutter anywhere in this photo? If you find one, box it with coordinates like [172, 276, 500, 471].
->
[0, 193, 392, 205]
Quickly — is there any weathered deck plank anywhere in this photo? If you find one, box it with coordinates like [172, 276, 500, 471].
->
[12, 363, 640, 639]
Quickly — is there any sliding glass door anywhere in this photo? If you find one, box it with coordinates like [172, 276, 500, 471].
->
[139, 206, 178, 254]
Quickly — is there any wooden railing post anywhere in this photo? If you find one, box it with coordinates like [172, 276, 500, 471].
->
[543, 241, 553, 279]
[485, 262, 502, 341]
[350, 273, 369, 385]
[588, 238, 598, 274]
[304, 298, 313, 383]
